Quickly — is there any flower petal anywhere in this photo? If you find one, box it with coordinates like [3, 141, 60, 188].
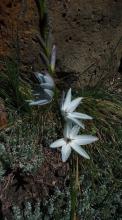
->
[61, 144, 71, 162]
[67, 97, 82, 112]
[34, 72, 44, 83]
[50, 138, 65, 148]
[34, 72, 54, 88]
[44, 73, 55, 87]
[44, 89, 54, 98]
[60, 91, 65, 109]
[63, 122, 72, 138]
[41, 83, 54, 90]
[71, 112, 92, 120]
[70, 142, 90, 159]
[73, 135, 98, 145]
[67, 115, 85, 129]
[29, 99, 49, 106]
[70, 125, 80, 138]
[63, 88, 72, 110]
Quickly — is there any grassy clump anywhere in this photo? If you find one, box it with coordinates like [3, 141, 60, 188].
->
[0, 113, 44, 176]
[74, 88, 122, 219]
[12, 201, 42, 220]
[0, 58, 31, 113]
[0, 55, 121, 219]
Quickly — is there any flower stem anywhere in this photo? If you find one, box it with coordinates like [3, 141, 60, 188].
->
[70, 155, 79, 220]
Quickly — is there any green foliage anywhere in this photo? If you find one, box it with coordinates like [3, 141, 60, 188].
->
[0, 144, 9, 181]
[35, 0, 48, 40]
[77, 178, 121, 219]
[74, 88, 122, 219]
[12, 206, 22, 220]
[0, 28, 32, 114]
[12, 201, 42, 220]
[35, 33, 54, 74]
[0, 86, 121, 219]
[0, 58, 31, 112]
[0, 115, 44, 177]
[41, 88, 121, 219]
[9, 188, 70, 220]
[36, 0, 46, 21]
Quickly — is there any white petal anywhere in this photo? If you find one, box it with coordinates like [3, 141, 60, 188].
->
[60, 91, 65, 110]
[71, 112, 92, 120]
[70, 125, 80, 138]
[61, 144, 71, 162]
[67, 97, 83, 112]
[35, 72, 44, 83]
[44, 89, 54, 98]
[70, 142, 90, 159]
[41, 83, 54, 90]
[33, 93, 40, 96]
[63, 88, 72, 110]
[34, 72, 55, 88]
[63, 122, 72, 138]
[50, 138, 65, 148]
[67, 115, 85, 129]
[29, 99, 49, 106]
[44, 73, 55, 87]
[73, 135, 98, 145]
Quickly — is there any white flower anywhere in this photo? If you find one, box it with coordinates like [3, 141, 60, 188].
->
[27, 71, 55, 106]
[61, 88, 92, 129]
[27, 43, 56, 106]
[50, 123, 98, 162]
[35, 71, 54, 97]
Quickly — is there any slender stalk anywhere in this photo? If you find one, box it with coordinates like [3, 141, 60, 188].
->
[69, 155, 76, 220]
[76, 156, 80, 191]
[70, 154, 80, 220]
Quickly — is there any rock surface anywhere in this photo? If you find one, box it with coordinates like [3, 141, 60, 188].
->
[48, 0, 122, 88]
[0, 0, 122, 88]
[0, 0, 42, 77]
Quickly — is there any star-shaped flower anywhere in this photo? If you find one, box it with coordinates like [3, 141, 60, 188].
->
[50, 123, 98, 162]
[28, 71, 55, 106]
[61, 88, 92, 128]
[27, 44, 56, 106]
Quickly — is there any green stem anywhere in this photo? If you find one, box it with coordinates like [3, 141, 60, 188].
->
[70, 156, 77, 220]
[70, 155, 80, 220]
